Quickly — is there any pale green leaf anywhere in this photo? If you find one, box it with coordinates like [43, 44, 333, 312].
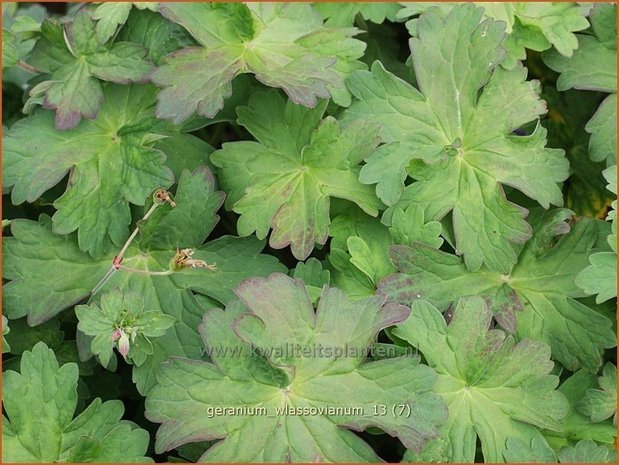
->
[76, 289, 175, 367]
[379, 209, 616, 371]
[398, 2, 589, 66]
[345, 5, 568, 273]
[576, 165, 617, 302]
[558, 440, 616, 463]
[393, 297, 568, 463]
[543, 3, 617, 166]
[146, 273, 446, 461]
[327, 203, 442, 299]
[315, 2, 401, 27]
[152, 2, 366, 124]
[543, 369, 616, 448]
[577, 362, 617, 424]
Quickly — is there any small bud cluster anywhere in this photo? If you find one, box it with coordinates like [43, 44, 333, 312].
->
[110, 311, 138, 359]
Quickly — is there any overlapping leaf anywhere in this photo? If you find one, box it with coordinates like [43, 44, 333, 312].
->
[576, 166, 617, 302]
[3, 84, 211, 258]
[3, 167, 286, 393]
[91, 2, 158, 44]
[328, 203, 442, 299]
[152, 2, 366, 124]
[393, 297, 568, 463]
[2, 315, 10, 353]
[26, 10, 153, 129]
[345, 4, 569, 273]
[379, 209, 616, 372]
[315, 2, 401, 27]
[504, 437, 616, 463]
[2, 342, 151, 462]
[146, 273, 447, 461]
[577, 363, 617, 425]
[399, 2, 589, 67]
[542, 369, 616, 449]
[544, 3, 617, 166]
[543, 87, 614, 219]
[2, 3, 41, 70]
[211, 90, 383, 260]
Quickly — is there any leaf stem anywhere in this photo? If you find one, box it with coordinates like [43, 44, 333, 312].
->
[117, 265, 174, 276]
[115, 200, 160, 265]
[17, 60, 39, 74]
[88, 192, 169, 300]
[89, 267, 117, 301]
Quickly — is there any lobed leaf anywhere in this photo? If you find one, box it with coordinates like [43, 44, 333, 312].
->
[345, 4, 569, 273]
[3, 167, 286, 393]
[211, 90, 383, 260]
[26, 11, 153, 129]
[146, 273, 447, 461]
[543, 3, 617, 166]
[152, 2, 366, 124]
[2, 342, 151, 462]
[394, 297, 569, 463]
[379, 209, 616, 372]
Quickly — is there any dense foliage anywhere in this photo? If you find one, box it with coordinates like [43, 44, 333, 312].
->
[2, 2, 617, 463]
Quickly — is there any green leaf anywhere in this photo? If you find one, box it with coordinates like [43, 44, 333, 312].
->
[345, 5, 569, 273]
[3, 168, 285, 393]
[3, 84, 181, 258]
[152, 2, 366, 124]
[393, 297, 568, 463]
[379, 209, 616, 372]
[146, 273, 447, 461]
[211, 90, 383, 260]
[503, 435, 557, 462]
[543, 3, 617, 166]
[26, 11, 153, 129]
[557, 440, 617, 463]
[314, 2, 401, 27]
[576, 166, 617, 302]
[2, 4, 42, 71]
[2, 28, 18, 68]
[543, 369, 616, 448]
[503, 437, 617, 463]
[327, 203, 442, 299]
[398, 2, 589, 67]
[137, 166, 226, 251]
[91, 2, 133, 43]
[91, 2, 158, 45]
[2, 315, 11, 353]
[577, 362, 617, 424]
[76, 289, 176, 368]
[290, 257, 330, 303]
[2, 342, 151, 462]
[117, 7, 185, 65]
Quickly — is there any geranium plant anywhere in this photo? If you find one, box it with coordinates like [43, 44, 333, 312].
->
[2, 2, 616, 463]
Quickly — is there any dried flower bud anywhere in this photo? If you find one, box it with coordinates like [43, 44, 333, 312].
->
[153, 188, 176, 207]
[171, 248, 217, 271]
